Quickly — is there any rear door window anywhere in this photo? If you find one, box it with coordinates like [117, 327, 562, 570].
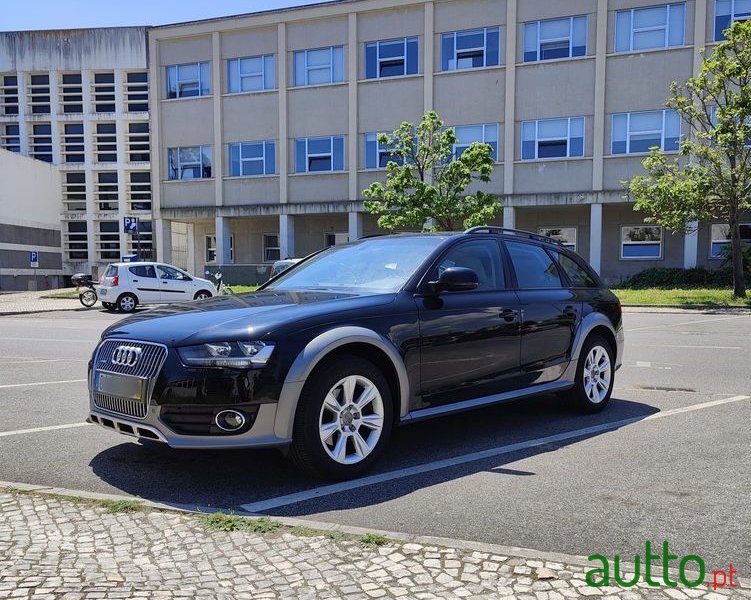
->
[554, 253, 598, 288]
[505, 241, 562, 288]
[128, 265, 157, 278]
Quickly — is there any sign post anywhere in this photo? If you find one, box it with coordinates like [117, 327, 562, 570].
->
[29, 250, 39, 291]
[123, 217, 140, 261]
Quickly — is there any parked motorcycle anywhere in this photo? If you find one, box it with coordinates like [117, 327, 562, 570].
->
[71, 273, 98, 308]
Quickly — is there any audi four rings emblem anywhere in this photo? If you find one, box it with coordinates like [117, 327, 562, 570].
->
[111, 345, 142, 367]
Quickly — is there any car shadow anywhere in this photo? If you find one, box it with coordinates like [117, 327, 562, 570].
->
[89, 393, 659, 515]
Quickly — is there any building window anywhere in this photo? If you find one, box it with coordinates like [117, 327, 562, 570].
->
[539, 227, 577, 250]
[615, 3, 685, 52]
[1, 123, 20, 152]
[522, 117, 585, 159]
[62, 123, 84, 163]
[65, 221, 88, 260]
[93, 72, 116, 112]
[324, 232, 349, 247]
[263, 234, 281, 262]
[364, 133, 403, 169]
[95, 123, 117, 162]
[30, 123, 52, 162]
[168, 145, 212, 179]
[128, 171, 152, 211]
[60, 73, 83, 114]
[441, 26, 500, 71]
[295, 136, 345, 173]
[611, 110, 680, 154]
[166, 62, 211, 99]
[96, 172, 118, 211]
[715, 0, 751, 40]
[28, 73, 50, 114]
[228, 55, 275, 93]
[98, 221, 120, 260]
[1, 75, 19, 115]
[126, 72, 149, 112]
[621, 225, 663, 259]
[128, 122, 150, 162]
[710, 223, 751, 257]
[293, 47, 344, 86]
[365, 37, 419, 79]
[63, 172, 86, 212]
[453, 123, 499, 160]
[523, 16, 587, 62]
[205, 235, 234, 262]
[229, 141, 275, 176]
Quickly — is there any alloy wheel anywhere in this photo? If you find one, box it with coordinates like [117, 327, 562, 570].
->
[582, 345, 611, 404]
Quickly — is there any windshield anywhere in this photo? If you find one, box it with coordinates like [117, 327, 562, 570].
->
[265, 236, 446, 292]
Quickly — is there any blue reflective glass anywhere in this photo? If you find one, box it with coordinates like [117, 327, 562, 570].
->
[538, 140, 567, 158]
[622, 243, 661, 258]
[295, 139, 307, 172]
[441, 33, 454, 70]
[333, 136, 344, 170]
[229, 144, 240, 176]
[612, 140, 627, 154]
[265, 142, 275, 174]
[365, 135, 377, 168]
[365, 44, 378, 79]
[406, 38, 419, 74]
[486, 28, 500, 66]
[569, 136, 584, 157]
[715, 15, 732, 40]
[630, 135, 661, 153]
[308, 138, 331, 154]
[522, 140, 536, 159]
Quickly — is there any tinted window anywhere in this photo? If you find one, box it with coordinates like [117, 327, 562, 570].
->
[555, 253, 597, 287]
[433, 240, 504, 290]
[129, 265, 156, 278]
[506, 241, 562, 288]
[104, 265, 118, 277]
[157, 265, 190, 280]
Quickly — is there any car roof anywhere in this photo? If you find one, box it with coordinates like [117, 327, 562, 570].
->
[360, 227, 565, 248]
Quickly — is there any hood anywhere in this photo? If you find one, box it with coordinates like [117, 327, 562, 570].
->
[101, 289, 395, 346]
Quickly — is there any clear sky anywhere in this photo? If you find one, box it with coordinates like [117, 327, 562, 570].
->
[1, 0, 335, 31]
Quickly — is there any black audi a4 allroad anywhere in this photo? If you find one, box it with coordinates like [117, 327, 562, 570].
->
[88, 227, 624, 479]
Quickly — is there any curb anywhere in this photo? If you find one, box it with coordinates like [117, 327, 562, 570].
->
[0, 307, 86, 317]
[622, 305, 751, 314]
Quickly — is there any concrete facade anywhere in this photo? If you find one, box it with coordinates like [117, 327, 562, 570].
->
[0, 27, 151, 278]
[0, 149, 63, 290]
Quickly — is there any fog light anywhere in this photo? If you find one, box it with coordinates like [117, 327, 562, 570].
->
[215, 409, 246, 432]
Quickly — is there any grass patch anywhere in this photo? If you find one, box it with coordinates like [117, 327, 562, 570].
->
[290, 525, 322, 537]
[198, 512, 281, 533]
[42, 288, 80, 299]
[96, 499, 142, 513]
[613, 288, 751, 307]
[227, 285, 259, 294]
[359, 533, 390, 547]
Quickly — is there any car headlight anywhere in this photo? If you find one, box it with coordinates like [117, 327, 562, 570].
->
[177, 341, 274, 368]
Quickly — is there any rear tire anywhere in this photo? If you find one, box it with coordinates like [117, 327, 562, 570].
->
[288, 356, 393, 480]
[564, 335, 614, 414]
[117, 293, 138, 313]
[79, 289, 97, 307]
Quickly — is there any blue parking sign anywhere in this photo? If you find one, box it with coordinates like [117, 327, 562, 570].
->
[123, 217, 139, 234]
[30, 251, 39, 268]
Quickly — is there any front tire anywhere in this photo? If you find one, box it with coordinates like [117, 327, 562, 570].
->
[194, 290, 212, 300]
[116, 293, 138, 313]
[565, 335, 614, 414]
[289, 357, 393, 480]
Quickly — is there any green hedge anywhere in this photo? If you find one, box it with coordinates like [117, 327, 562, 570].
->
[618, 267, 733, 289]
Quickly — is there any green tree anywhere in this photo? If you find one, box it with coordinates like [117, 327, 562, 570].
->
[362, 111, 499, 232]
[628, 21, 751, 298]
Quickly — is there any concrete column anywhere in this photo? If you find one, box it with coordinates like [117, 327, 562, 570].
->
[423, 2, 434, 113]
[156, 218, 172, 264]
[16, 71, 29, 156]
[348, 211, 363, 241]
[186, 222, 196, 275]
[81, 70, 97, 267]
[589, 203, 603, 274]
[693, 0, 708, 74]
[114, 70, 128, 257]
[279, 214, 295, 259]
[591, 0, 608, 191]
[215, 216, 232, 264]
[148, 32, 162, 220]
[348, 13, 358, 202]
[49, 70, 62, 165]
[684, 221, 699, 268]
[503, 0, 517, 195]
[278, 23, 289, 203]
[503, 206, 516, 229]
[212, 32, 223, 208]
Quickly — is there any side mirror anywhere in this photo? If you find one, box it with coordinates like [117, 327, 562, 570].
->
[428, 267, 479, 293]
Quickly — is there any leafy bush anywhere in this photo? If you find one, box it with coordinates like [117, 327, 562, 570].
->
[618, 267, 732, 289]
[719, 244, 751, 275]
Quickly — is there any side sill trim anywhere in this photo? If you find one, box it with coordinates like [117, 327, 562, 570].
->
[401, 380, 574, 424]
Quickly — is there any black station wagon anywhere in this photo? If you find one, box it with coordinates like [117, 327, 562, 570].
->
[88, 227, 624, 479]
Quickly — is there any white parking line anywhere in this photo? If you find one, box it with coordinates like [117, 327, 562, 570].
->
[0, 379, 86, 389]
[641, 344, 743, 350]
[0, 337, 97, 344]
[0, 423, 90, 438]
[240, 394, 750, 514]
[626, 314, 747, 332]
[0, 358, 88, 364]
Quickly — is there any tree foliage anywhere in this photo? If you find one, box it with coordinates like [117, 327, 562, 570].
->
[628, 21, 751, 297]
[362, 111, 499, 232]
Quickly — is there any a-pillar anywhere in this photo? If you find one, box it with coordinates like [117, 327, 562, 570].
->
[348, 211, 363, 241]
[589, 203, 603, 274]
[215, 216, 233, 264]
[503, 206, 516, 229]
[155, 218, 172, 265]
[280, 214, 295, 259]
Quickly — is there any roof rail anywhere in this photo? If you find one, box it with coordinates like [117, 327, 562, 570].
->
[464, 226, 564, 246]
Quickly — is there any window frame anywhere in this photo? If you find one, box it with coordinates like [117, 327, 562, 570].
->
[295, 136, 345, 173]
[709, 222, 751, 258]
[363, 133, 403, 169]
[205, 234, 234, 263]
[227, 54, 275, 93]
[167, 145, 213, 180]
[452, 123, 499, 161]
[365, 37, 420, 79]
[293, 46, 344, 87]
[523, 15, 588, 62]
[263, 233, 281, 262]
[538, 227, 578, 251]
[521, 116, 585, 160]
[615, 3, 686, 52]
[620, 225, 664, 260]
[166, 62, 211, 99]
[611, 110, 681, 155]
[228, 140, 276, 177]
[441, 26, 501, 71]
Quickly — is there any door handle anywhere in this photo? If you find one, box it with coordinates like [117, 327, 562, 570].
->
[499, 308, 518, 322]
[132, 279, 139, 282]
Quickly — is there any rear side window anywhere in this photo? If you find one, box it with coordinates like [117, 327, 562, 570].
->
[104, 265, 118, 277]
[128, 265, 157, 278]
[433, 239, 505, 290]
[555, 252, 598, 288]
[506, 241, 562, 288]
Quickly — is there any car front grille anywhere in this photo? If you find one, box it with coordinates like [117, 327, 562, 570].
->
[92, 339, 167, 420]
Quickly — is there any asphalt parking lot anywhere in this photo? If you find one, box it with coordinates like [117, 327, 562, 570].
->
[0, 308, 749, 575]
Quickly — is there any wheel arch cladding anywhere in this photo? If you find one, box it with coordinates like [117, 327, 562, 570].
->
[563, 312, 618, 382]
[272, 327, 409, 440]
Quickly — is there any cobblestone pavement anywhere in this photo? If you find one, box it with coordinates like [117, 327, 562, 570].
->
[0, 492, 748, 599]
[0, 290, 81, 315]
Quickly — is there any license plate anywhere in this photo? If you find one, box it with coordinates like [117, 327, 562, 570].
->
[95, 372, 145, 400]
